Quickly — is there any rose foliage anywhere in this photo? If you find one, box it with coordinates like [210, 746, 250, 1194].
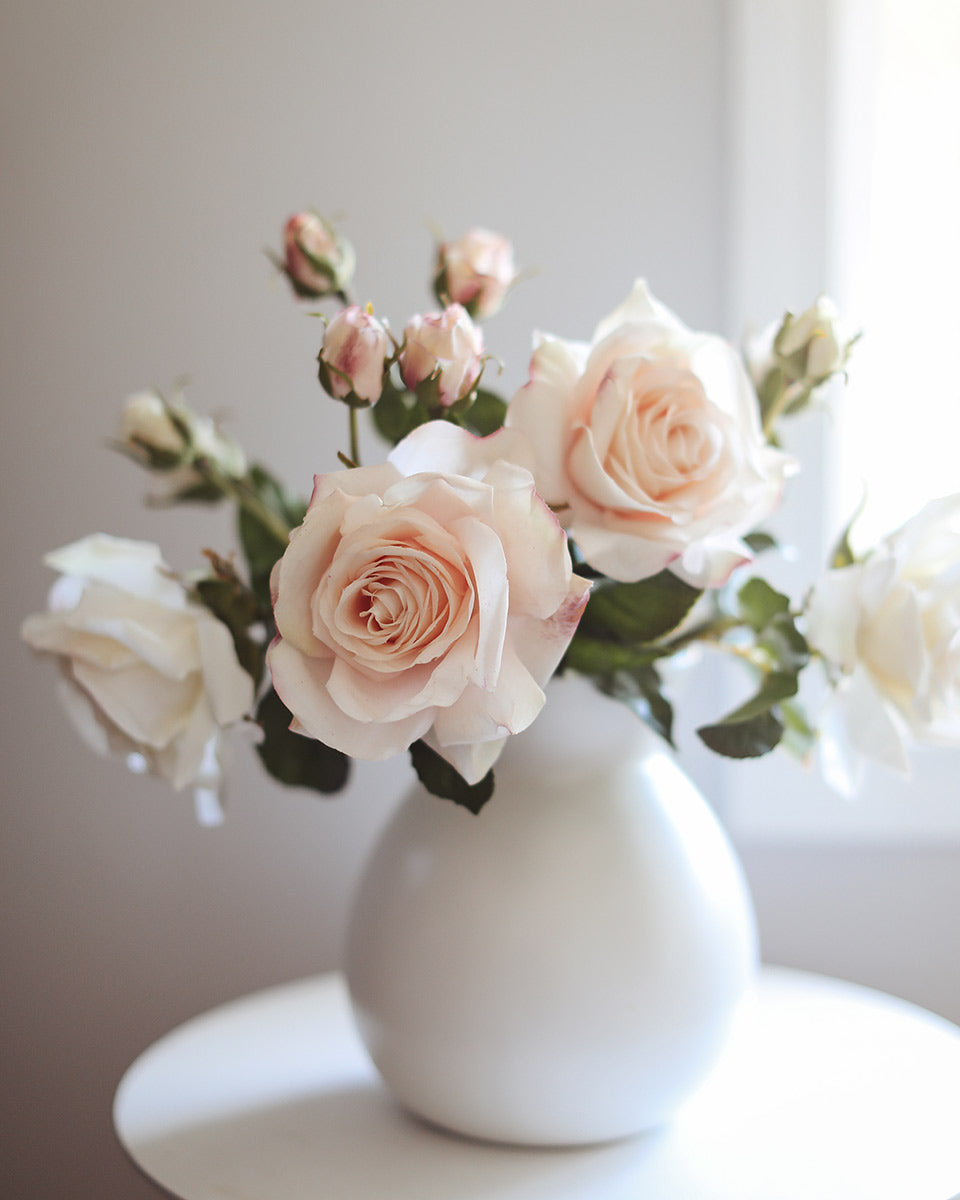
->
[22, 212, 960, 815]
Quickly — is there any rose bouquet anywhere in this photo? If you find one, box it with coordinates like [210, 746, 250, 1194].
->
[22, 214, 960, 818]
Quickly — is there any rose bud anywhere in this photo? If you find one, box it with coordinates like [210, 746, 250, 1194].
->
[317, 305, 391, 407]
[434, 228, 517, 319]
[399, 303, 484, 410]
[281, 211, 355, 300]
[774, 295, 852, 386]
[119, 391, 188, 467]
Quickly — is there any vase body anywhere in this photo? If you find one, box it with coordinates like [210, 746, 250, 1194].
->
[344, 675, 757, 1146]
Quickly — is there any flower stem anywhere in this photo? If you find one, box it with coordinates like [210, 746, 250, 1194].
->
[198, 460, 293, 545]
[348, 407, 361, 468]
[762, 379, 807, 439]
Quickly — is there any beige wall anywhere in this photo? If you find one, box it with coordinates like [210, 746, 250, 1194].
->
[2, 2, 957, 1196]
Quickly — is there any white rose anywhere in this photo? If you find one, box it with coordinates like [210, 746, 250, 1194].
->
[22, 535, 254, 793]
[120, 391, 185, 457]
[436, 228, 516, 319]
[267, 422, 590, 784]
[505, 280, 793, 587]
[318, 305, 391, 405]
[399, 304, 484, 408]
[806, 495, 960, 790]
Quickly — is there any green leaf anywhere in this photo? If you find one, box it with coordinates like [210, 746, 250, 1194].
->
[409, 740, 495, 814]
[194, 577, 265, 687]
[698, 709, 784, 758]
[462, 388, 508, 436]
[780, 699, 817, 760]
[593, 664, 675, 746]
[578, 570, 702, 646]
[255, 688, 350, 793]
[829, 495, 866, 569]
[757, 612, 809, 672]
[561, 635, 662, 677]
[695, 669, 799, 759]
[238, 465, 304, 606]
[743, 530, 779, 555]
[737, 577, 790, 632]
[371, 376, 430, 445]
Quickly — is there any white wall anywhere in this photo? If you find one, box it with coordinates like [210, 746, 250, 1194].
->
[2, 3, 957, 1197]
[2, 2, 728, 1194]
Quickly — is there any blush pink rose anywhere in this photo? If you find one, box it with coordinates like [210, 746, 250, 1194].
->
[436, 228, 516, 319]
[399, 304, 483, 408]
[506, 281, 794, 587]
[267, 423, 590, 784]
[282, 211, 355, 298]
[318, 306, 391, 405]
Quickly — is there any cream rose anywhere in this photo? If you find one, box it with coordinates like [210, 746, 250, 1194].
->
[21, 534, 254, 793]
[506, 281, 793, 587]
[267, 423, 590, 784]
[806, 495, 960, 788]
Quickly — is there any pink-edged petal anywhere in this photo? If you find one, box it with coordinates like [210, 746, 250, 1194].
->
[448, 514, 508, 686]
[389, 421, 536, 482]
[272, 498, 354, 655]
[572, 519, 679, 583]
[507, 580, 591, 687]
[268, 638, 433, 761]
[484, 460, 577, 618]
[506, 336, 585, 505]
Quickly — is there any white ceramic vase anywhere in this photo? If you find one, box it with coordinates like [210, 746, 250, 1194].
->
[344, 674, 758, 1146]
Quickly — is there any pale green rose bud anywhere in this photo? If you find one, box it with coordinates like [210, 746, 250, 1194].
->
[120, 391, 188, 467]
[774, 296, 851, 386]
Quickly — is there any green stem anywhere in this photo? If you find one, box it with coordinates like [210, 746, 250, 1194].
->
[198, 460, 293, 545]
[348, 407, 361, 468]
[762, 378, 807, 439]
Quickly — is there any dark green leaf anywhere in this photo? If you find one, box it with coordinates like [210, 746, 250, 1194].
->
[757, 612, 809, 672]
[237, 464, 304, 606]
[695, 668, 799, 758]
[462, 388, 508, 436]
[578, 570, 702, 646]
[698, 709, 784, 758]
[561, 635, 662, 677]
[593, 664, 675, 747]
[255, 688, 350, 793]
[743, 530, 779, 555]
[371, 376, 430, 445]
[194, 577, 266, 687]
[737, 577, 790, 632]
[409, 740, 495, 814]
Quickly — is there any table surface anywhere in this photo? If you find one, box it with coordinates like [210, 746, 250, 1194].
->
[114, 967, 960, 1200]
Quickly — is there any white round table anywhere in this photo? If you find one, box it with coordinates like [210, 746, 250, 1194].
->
[114, 968, 960, 1199]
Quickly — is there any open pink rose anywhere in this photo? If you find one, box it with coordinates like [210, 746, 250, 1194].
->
[506, 281, 793, 587]
[267, 423, 589, 784]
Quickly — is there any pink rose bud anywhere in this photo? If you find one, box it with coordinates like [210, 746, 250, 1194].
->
[399, 304, 484, 409]
[435, 228, 516, 319]
[281, 212, 355, 299]
[318, 306, 391, 407]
